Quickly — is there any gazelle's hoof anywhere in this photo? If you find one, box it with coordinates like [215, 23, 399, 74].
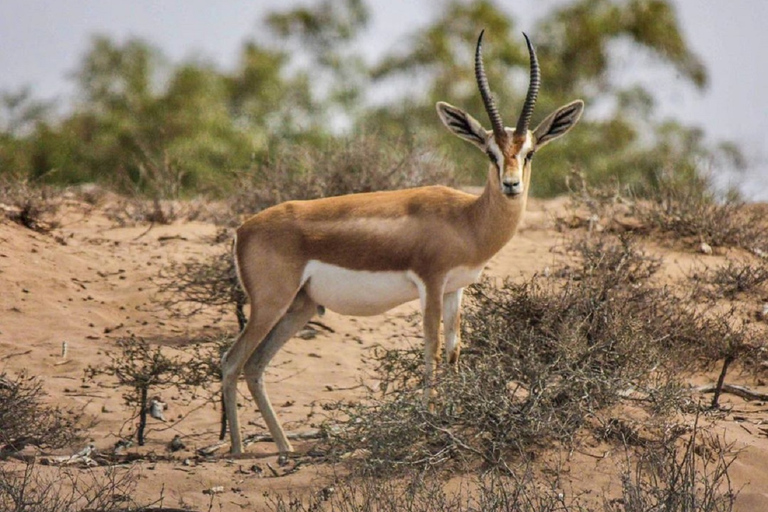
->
[277, 452, 291, 466]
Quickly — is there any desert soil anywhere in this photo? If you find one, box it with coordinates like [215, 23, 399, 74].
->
[1, 194, 767, 511]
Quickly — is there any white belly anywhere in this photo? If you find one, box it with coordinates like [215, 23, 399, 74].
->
[301, 260, 486, 316]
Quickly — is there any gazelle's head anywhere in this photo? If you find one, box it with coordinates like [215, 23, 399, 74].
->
[437, 31, 584, 198]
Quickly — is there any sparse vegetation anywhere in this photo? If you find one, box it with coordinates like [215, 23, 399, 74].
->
[268, 419, 736, 512]
[83, 337, 212, 446]
[691, 258, 768, 301]
[0, 176, 59, 232]
[0, 372, 82, 453]
[226, 135, 456, 221]
[1, 1, 766, 509]
[0, 460, 187, 512]
[633, 171, 768, 252]
[608, 419, 738, 512]
[155, 240, 247, 330]
[565, 169, 768, 253]
[318, 230, 760, 480]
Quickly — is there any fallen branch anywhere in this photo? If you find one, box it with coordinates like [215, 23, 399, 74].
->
[698, 383, 768, 402]
[39, 444, 97, 467]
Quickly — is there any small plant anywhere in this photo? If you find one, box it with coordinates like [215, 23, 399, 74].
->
[84, 336, 210, 446]
[0, 372, 82, 453]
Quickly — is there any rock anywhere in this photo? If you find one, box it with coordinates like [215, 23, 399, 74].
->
[148, 397, 167, 421]
[169, 434, 185, 452]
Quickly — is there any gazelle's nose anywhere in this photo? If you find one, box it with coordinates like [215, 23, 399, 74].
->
[502, 176, 522, 196]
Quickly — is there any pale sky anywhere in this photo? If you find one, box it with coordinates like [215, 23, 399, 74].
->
[1, 1, 766, 199]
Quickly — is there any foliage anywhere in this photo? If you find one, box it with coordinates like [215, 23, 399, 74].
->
[0, 0, 742, 200]
[365, 0, 729, 194]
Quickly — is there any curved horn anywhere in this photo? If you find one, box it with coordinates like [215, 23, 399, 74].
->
[475, 30, 507, 146]
[514, 33, 540, 139]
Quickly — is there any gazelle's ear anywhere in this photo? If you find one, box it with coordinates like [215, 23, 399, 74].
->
[532, 100, 584, 150]
[436, 102, 489, 150]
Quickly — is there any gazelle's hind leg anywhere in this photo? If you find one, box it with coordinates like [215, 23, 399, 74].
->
[221, 261, 303, 455]
[242, 289, 317, 460]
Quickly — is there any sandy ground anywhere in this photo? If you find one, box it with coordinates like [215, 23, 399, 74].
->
[1, 194, 767, 511]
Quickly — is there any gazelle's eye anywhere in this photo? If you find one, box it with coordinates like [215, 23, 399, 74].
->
[487, 151, 499, 166]
[525, 151, 534, 162]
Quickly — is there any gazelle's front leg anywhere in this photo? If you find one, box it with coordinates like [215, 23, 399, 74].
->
[419, 278, 445, 407]
[443, 288, 464, 367]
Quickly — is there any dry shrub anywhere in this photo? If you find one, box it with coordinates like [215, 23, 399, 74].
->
[227, 135, 456, 222]
[633, 171, 767, 251]
[0, 461, 180, 512]
[267, 470, 576, 512]
[0, 372, 82, 453]
[0, 177, 60, 232]
[271, 420, 735, 512]
[690, 258, 768, 301]
[608, 417, 737, 512]
[84, 337, 214, 446]
[154, 238, 247, 330]
[563, 170, 768, 254]
[320, 233, 756, 474]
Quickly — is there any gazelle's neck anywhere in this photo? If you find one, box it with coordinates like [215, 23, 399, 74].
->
[468, 169, 528, 259]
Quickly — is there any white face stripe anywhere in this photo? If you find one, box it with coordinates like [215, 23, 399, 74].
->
[488, 130, 534, 192]
[486, 138, 505, 180]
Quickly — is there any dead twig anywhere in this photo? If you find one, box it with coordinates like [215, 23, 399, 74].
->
[698, 383, 768, 402]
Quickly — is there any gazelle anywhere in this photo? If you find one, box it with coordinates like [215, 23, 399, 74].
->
[222, 31, 583, 457]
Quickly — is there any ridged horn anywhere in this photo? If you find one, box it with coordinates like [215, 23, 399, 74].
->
[514, 32, 540, 139]
[475, 30, 507, 146]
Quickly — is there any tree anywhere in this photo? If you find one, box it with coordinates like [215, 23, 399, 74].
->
[364, 0, 732, 196]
